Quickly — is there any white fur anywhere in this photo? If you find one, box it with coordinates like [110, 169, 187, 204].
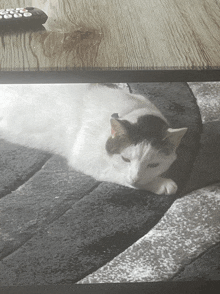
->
[0, 83, 181, 194]
[119, 141, 177, 188]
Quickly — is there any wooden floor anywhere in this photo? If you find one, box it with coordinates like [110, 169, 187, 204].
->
[1, 0, 220, 79]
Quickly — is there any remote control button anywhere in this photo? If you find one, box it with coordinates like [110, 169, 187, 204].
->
[4, 14, 13, 19]
[6, 8, 14, 11]
[19, 9, 28, 13]
[16, 8, 24, 10]
[10, 10, 16, 14]
[14, 13, 23, 18]
[0, 11, 9, 15]
[23, 12, 32, 17]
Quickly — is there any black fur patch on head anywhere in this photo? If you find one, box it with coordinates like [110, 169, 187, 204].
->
[105, 135, 131, 154]
[111, 113, 119, 119]
[106, 115, 171, 155]
[124, 115, 169, 144]
[129, 115, 174, 154]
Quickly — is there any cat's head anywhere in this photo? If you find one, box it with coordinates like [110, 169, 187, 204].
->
[105, 114, 187, 189]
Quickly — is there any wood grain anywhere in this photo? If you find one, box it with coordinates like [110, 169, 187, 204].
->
[0, 0, 220, 74]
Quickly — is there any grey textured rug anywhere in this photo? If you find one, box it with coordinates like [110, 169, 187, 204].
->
[0, 83, 202, 285]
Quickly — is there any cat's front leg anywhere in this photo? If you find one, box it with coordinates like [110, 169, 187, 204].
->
[144, 177, 178, 195]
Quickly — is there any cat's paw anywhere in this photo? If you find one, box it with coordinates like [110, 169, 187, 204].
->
[154, 179, 178, 195]
[146, 178, 178, 195]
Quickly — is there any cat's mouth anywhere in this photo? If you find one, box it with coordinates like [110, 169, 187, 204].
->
[129, 176, 157, 190]
[129, 182, 151, 191]
[128, 178, 148, 190]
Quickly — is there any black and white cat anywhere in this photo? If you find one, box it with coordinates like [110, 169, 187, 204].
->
[0, 83, 187, 195]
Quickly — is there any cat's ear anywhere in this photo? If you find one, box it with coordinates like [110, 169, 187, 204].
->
[110, 118, 128, 138]
[106, 118, 130, 154]
[164, 127, 187, 148]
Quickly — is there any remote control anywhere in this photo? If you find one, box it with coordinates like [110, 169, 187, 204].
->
[0, 7, 48, 28]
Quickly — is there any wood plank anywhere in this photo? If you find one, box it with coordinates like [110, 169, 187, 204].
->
[0, 0, 220, 75]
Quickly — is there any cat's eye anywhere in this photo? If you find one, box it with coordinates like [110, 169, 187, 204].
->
[147, 163, 159, 168]
[121, 156, 131, 163]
